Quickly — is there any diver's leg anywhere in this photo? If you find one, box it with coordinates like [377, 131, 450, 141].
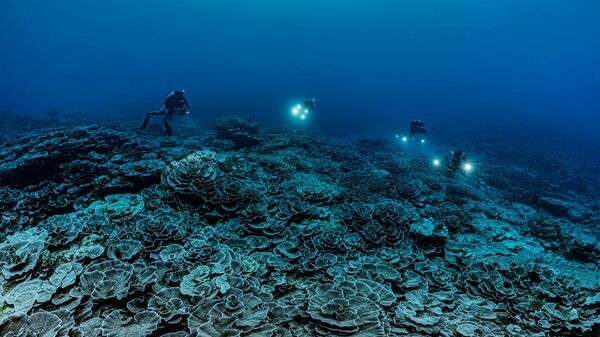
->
[163, 117, 173, 136]
[140, 113, 151, 130]
[140, 111, 162, 130]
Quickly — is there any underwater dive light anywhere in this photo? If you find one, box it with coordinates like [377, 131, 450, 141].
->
[402, 136, 408, 142]
[291, 103, 309, 120]
[420, 139, 426, 144]
[433, 159, 441, 167]
[463, 162, 473, 172]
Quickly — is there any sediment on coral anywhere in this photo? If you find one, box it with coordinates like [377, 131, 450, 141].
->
[0, 120, 599, 337]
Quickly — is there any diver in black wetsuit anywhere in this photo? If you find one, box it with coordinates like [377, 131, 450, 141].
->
[409, 120, 434, 139]
[301, 98, 317, 113]
[447, 150, 467, 172]
[140, 90, 190, 136]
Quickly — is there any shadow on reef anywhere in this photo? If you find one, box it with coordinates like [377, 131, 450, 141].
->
[0, 116, 599, 337]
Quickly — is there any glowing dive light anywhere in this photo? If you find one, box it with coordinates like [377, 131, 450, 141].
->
[420, 139, 426, 144]
[433, 159, 440, 167]
[291, 102, 310, 121]
[401, 136, 408, 142]
[463, 162, 473, 172]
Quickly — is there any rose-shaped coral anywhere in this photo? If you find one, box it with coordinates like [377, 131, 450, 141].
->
[307, 281, 387, 336]
[162, 150, 221, 197]
[0, 228, 47, 280]
[79, 260, 134, 300]
[87, 194, 145, 223]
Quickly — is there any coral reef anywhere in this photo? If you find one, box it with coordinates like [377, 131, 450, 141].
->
[214, 116, 261, 149]
[0, 120, 599, 336]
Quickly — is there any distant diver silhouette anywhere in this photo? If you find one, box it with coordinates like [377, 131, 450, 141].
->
[140, 90, 189, 136]
[409, 120, 434, 139]
[447, 150, 468, 172]
[301, 98, 317, 113]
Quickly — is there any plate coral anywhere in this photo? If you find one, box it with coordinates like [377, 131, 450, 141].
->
[0, 118, 599, 336]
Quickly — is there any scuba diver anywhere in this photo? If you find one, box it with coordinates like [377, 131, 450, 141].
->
[446, 150, 469, 172]
[409, 120, 434, 139]
[395, 119, 434, 142]
[140, 90, 190, 136]
[301, 98, 317, 113]
[291, 98, 316, 120]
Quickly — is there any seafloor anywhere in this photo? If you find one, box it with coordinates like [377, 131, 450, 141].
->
[0, 114, 599, 337]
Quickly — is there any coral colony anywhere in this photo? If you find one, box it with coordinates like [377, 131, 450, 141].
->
[0, 116, 599, 336]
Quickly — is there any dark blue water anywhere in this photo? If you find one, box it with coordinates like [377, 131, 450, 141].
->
[3, 3, 600, 335]
[2, 0, 599, 144]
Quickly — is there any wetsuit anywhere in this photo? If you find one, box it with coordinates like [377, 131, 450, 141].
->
[447, 151, 466, 172]
[409, 120, 430, 138]
[140, 91, 189, 135]
[302, 99, 317, 112]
